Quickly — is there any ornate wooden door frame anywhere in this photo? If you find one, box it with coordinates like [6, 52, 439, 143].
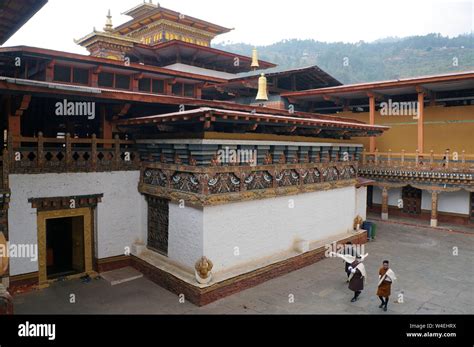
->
[402, 186, 422, 215]
[37, 208, 96, 289]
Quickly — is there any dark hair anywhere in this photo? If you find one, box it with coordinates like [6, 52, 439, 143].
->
[346, 241, 353, 245]
[383, 260, 389, 264]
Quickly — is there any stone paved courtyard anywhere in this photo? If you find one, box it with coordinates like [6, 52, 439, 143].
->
[13, 221, 474, 314]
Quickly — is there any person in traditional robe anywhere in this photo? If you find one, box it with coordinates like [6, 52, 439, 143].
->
[348, 255, 366, 302]
[377, 260, 397, 312]
[343, 242, 358, 282]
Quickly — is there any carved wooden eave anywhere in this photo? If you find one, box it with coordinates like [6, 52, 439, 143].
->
[139, 161, 359, 207]
[116, 107, 388, 139]
[28, 194, 104, 212]
[75, 30, 141, 48]
[360, 166, 474, 190]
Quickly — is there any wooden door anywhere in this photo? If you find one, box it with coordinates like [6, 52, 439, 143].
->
[402, 186, 422, 215]
[71, 216, 85, 273]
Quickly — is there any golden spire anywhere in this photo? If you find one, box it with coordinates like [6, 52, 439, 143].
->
[251, 47, 260, 70]
[256, 73, 268, 101]
[104, 10, 113, 32]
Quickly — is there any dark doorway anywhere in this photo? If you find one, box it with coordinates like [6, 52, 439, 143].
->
[402, 186, 422, 215]
[367, 185, 374, 209]
[46, 216, 85, 279]
[146, 196, 169, 256]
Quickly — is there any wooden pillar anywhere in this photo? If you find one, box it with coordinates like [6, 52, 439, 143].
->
[430, 191, 439, 227]
[381, 186, 389, 220]
[6, 96, 20, 148]
[164, 79, 174, 95]
[100, 106, 112, 149]
[45, 60, 55, 82]
[194, 84, 202, 99]
[417, 91, 425, 153]
[369, 94, 376, 153]
[132, 73, 143, 92]
[91, 66, 102, 88]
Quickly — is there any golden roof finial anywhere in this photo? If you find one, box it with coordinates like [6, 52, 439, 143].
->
[256, 73, 268, 101]
[251, 47, 260, 70]
[104, 10, 113, 32]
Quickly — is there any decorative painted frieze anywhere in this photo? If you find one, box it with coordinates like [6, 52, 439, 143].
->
[140, 161, 358, 206]
[359, 167, 474, 187]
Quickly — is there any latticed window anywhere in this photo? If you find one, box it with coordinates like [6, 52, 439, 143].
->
[146, 196, 169, 256]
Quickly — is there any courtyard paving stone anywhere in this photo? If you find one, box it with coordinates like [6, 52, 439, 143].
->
[13, 220, 474, 315]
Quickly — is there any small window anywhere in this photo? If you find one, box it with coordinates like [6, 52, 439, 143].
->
[152, 79, 164, 94]
[115, 74, 130, 90]
[139, 78, 151, 92]
[54, 65, 71, 83]
[73, 68, 89, 85]
[172, 82, 183, 96]
[98, 72, 114, 88]
[184, 84, 195, 97]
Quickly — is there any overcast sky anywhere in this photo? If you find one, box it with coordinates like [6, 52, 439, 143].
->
[4, 0, 473, 54]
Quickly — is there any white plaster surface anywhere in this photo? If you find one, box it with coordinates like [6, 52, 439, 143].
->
[201, 186, 357, 273]
[167, 203, 203, 270]
[356, 186, 368, 220]
[373, 186, 469, 215]
[8, 171, 146, 276]
[421, 190, 470, 215]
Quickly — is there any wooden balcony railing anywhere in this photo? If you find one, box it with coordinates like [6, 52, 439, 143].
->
[361, 149, 474, 173]
[8, 133, 140, 174]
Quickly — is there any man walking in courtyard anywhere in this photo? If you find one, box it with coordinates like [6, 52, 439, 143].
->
[344, 242, 358, 282]
[377, 260, 397, 312]
[348, 255, 366, 302]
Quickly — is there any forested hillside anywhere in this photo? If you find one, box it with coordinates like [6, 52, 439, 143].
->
[214, 33, 474, 83]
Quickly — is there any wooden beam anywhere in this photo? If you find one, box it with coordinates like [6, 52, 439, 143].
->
[367, 91, 385, 101]
[112, 103, 132, 121]
[15, 94, 32, 117]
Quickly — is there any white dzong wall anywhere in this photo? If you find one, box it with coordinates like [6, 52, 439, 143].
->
[8, 171, 146, 276]
[372, 186, 470, 215]
[355, 186, 368, 220]
[167, 203, 203, 270]
[165, 186, 359, 273]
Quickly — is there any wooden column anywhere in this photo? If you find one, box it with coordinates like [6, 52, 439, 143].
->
[194, 84, 203, 99]
[430, 190, 439, 227]
[368, 94, 376, 153]
[381, 186, 389, 220]
[6, 96, 20, 148]
[164, 79, 175, 95]
[132, 73, 143, 92]
[45, 60, 55, 82]
[100, 106, 112, 149]
[91, 66, 102, 88]
[417, 90, 425, 153]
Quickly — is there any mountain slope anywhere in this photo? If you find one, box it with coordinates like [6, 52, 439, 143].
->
[214, 33, 474, 84]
